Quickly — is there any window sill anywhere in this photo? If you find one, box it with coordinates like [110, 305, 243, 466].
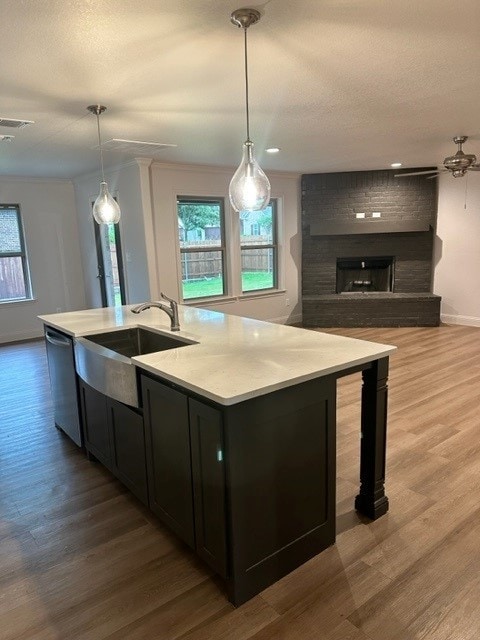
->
[0, 297, 37, 306]
[240, 289, 287, 301]
[183, 289, 287, 307]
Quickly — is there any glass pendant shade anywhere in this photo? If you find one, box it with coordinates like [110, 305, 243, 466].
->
[93, 181, 121, 224]
[87, 104, 121, 225]
[229, 141, 271, 213]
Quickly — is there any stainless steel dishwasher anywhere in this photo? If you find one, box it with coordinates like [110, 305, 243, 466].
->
[44, 327, 82, 446]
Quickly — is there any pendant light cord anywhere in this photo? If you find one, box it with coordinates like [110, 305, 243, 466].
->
[243, 26, 251, 143]
[95, 111, 106, 183]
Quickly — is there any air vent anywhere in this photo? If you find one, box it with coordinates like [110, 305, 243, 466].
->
[0, 135, 15, 143]
[96, 138, 177, 154]
[0, 118, 34, 129]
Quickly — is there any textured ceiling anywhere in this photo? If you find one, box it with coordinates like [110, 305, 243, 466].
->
[0, 0, 480, 178]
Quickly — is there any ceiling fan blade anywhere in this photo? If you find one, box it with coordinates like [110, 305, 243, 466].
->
[394, 169, 441, 177]
[426, 174, 442, 179]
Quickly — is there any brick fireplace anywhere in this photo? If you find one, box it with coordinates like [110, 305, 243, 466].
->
[301, 169, 441, 327]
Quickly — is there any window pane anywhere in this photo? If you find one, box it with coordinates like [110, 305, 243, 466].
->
[240, 204, 273, 245]
[241, 248, 275, 292]
[181, 250, 224, 299]
[101, 223, 123, 306]
[178, 202, 222, 249]
[0, 209, 22, 253]
[0, 256, 27, 300]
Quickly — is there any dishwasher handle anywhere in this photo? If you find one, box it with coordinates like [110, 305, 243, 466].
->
[45, 330, 71, 347]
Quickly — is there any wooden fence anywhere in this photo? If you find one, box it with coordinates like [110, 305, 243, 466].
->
[0, 257, 26, 300]
[181, 238, 273, 281]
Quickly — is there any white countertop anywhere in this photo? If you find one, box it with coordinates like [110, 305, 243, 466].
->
[39, 305, 396, 405]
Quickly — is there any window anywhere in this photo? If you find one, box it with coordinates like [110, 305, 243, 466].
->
[176, 197, 279, 301]
[0, 205, 32, 302]
[240, 201, 277, 292]
[93, 217, 126, 308]
[177, 198, 226, 300]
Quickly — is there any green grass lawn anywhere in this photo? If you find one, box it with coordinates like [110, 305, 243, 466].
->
[183, 272, 274, 299]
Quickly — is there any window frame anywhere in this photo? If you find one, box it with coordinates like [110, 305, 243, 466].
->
[0, 204, 33, 303]
[240, 199, 278, 293]
[177, 196, 227, 302]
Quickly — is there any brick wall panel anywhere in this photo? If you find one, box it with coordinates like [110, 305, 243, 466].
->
[301, 168, 440, 326]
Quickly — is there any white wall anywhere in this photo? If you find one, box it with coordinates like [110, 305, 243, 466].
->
[434, 171, 480, 326]
[150, 162, 301, 324]
[0, 177, 85, 343]
[74, 160, 151, 308]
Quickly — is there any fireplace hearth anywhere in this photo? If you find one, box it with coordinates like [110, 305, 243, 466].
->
[336, 256, 394, 294]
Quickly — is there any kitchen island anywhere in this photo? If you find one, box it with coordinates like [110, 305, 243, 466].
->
[40, 304, 396, 605]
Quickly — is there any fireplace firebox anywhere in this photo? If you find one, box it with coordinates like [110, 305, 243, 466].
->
[336, 257, 394, 293]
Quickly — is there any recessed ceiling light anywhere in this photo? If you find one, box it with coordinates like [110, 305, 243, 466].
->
[391, 162, 402, 168]
[266, 147, 280, 153]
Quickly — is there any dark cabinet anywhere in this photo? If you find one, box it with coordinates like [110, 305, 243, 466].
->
[223, 377, 336, 605]
[79, 370, 335, 607]
[108, 398, 148, 505]
[189, 399, 227, 577]
[80, 381, 111, 468]
[79, 380, 148, 505]
[142, 377, 195, 548]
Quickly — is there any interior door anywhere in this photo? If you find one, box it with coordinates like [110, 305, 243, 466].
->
[93, 220, 126, 307]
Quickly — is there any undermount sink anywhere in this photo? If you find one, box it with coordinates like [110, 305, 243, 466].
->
[74, 327, 197, 408]
[83, 327, 193, 358]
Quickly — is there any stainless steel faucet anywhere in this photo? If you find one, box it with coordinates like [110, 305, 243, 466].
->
[131, 293, 180, 331]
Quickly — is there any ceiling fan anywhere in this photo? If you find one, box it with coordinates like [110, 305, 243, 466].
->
[395, 136, 480, 179]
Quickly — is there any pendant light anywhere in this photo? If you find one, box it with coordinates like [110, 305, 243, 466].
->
[87, 105, 121, 225]
[229, 8, 271, 213]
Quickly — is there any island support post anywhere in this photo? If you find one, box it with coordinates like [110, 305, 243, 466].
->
[354, 356, 390, 519]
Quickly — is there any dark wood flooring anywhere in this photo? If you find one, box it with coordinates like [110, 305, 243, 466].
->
[1, 326, 479, 639]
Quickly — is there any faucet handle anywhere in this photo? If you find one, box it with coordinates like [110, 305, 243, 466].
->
[160, 292, 176, 305]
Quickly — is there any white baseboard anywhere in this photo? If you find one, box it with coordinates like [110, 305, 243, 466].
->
[441, 314, 480, 328]
[0, 329, 43, 344]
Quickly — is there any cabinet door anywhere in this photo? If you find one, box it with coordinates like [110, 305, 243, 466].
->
[224, 377, 336, 605]
[107, 398, 148, 506]
[79, 381, 111, 468]
[142, 376, 195, 548]
[189, 398, 227, 578]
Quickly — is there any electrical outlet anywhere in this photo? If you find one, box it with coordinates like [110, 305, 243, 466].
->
[372, 212, 382, 218]
[355, 212, 366, 219]
[286, 298, 290, 306]
[56, 307, 62, 313]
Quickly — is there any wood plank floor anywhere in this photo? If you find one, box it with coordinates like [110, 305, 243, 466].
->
[1, 326, 479, 639]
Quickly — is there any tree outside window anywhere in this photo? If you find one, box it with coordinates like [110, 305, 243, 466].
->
[177, 199, 226, 299]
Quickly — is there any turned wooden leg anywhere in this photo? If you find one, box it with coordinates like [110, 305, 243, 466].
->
[355, 357, 389, 520]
